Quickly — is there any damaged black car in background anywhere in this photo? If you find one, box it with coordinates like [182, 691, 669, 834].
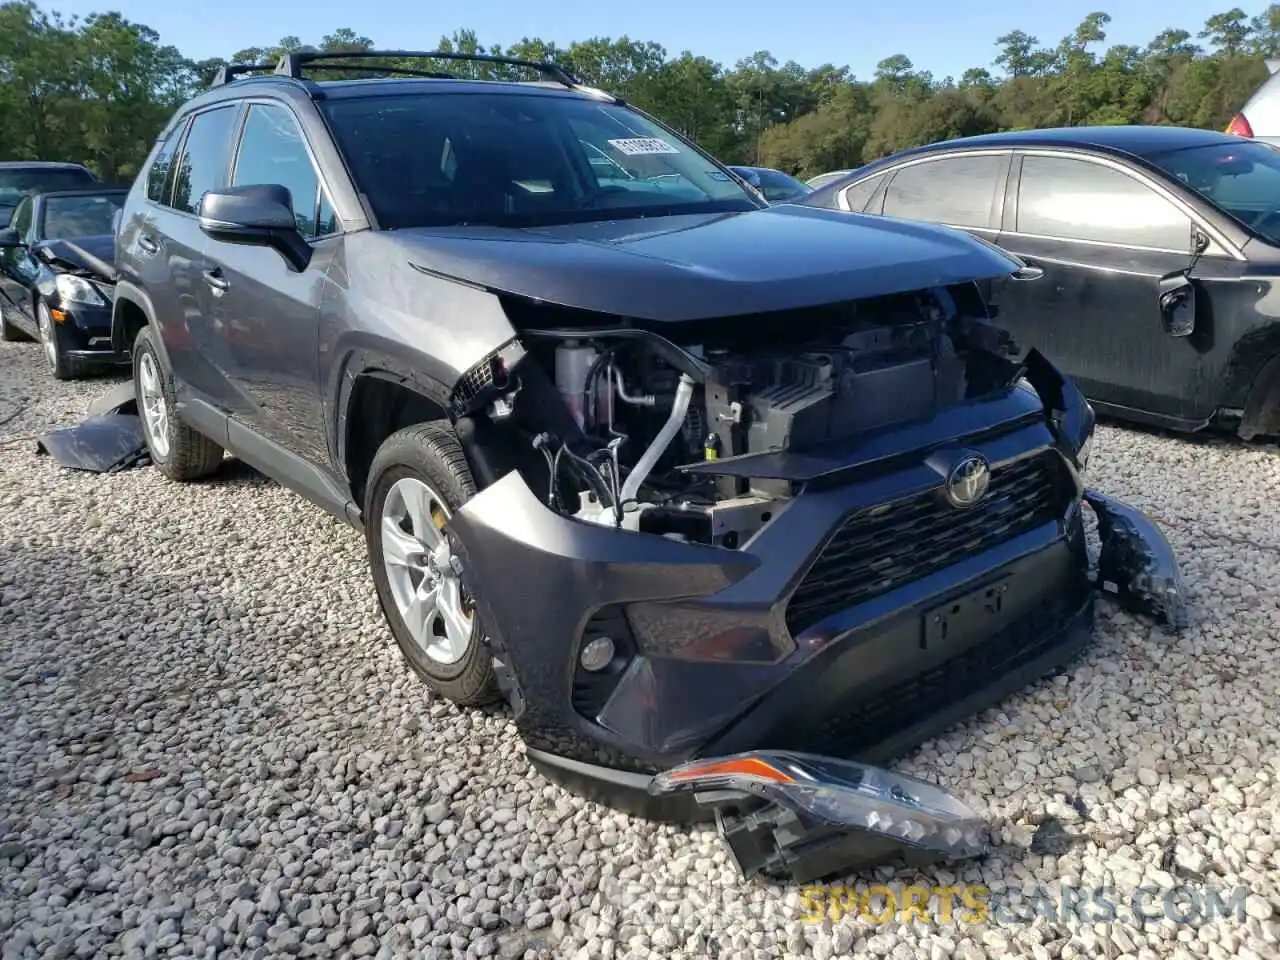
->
[0, 187, 127, 379]
[52, 50, 1187, 884]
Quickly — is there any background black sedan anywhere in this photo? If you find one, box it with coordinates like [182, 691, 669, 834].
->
[803, 126, 1280, 441]
[0, 187, 126, 380]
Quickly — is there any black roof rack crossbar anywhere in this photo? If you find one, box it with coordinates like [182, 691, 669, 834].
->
[285, 63, 458, 80]
[210, 62, 277, 87]
[273, 50, 581, 90]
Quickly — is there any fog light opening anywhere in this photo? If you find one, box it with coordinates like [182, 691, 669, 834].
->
[579, 636, 616, 672]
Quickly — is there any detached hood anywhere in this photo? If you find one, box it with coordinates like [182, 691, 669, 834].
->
[395, 205, 1021, 321]
[33, 234, 117, 282]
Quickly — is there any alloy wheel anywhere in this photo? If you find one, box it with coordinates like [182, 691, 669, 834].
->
[137, 352, 171, 459]
[37, 302, 56, 369]
[380, 476, 476, 665]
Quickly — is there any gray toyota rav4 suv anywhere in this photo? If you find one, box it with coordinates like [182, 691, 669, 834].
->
[110, 50, 1183, 880]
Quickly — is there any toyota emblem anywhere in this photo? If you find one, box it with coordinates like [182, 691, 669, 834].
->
[946, 454, 990, 508]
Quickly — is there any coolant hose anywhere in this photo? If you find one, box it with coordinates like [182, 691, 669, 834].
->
[619, 373, 695, 504]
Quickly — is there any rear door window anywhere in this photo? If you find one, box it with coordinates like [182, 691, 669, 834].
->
[170, 106, 240, 215]
[881, 154, 1006, 229]
[146, 123, 187, 205]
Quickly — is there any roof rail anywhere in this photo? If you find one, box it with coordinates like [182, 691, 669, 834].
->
[210, 62, 277, 88]
[272, 49, 584, 91]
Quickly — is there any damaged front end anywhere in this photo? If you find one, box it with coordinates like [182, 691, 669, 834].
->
[628, 484, 1189, 885]
[1018, 348, 1189, 631]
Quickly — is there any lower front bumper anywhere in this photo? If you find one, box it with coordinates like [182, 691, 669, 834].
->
[526, 583, 1093, 823]
[451, 476, 1185, 881]
[54, 302, 124, 362]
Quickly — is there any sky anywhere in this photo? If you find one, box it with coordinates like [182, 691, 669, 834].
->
[50, 0, 1242, 80]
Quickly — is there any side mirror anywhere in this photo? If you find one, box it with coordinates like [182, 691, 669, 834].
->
[1158, 272, 1196, 337]
[198, 184, 310, 272]
[0, 227, 21, 248]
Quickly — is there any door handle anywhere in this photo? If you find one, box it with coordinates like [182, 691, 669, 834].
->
[202, 268, 229, 293]
[137, 235, 158, 254]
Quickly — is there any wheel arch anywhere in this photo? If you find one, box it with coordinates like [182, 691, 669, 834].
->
[110, 280, 161, 361]
[334, 349, 455, 509]
[1240, 349, 1280, 440]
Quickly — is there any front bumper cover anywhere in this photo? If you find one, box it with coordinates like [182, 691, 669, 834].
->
[639, 490, 1185, 882]
[1085, 490, 1188, 630]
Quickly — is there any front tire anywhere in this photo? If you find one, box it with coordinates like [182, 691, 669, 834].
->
[37, 299, 89, 380]
[365, 422, 498, 706]
[132, 325, 224, 480]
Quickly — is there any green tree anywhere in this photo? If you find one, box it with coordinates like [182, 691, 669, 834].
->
[1200, 8, 1253, 55]
[4, 4, 1280, 185]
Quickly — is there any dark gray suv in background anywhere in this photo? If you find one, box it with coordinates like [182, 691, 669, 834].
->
[109, 49, 1182, 878]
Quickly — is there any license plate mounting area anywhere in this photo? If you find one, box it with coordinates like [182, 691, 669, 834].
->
[922, 576, 1011, 649]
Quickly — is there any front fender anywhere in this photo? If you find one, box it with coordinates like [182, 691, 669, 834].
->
[328, 343, 456, 482]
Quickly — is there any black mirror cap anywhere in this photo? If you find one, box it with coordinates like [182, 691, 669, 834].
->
[199, 184, 297, 233]
[0, 227, 21, 248]
[197, 184, 311, 272]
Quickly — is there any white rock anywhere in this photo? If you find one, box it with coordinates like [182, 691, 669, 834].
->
[3, 355, 1280, 960]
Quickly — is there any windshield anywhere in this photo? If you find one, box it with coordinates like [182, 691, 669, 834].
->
[1147, 141, 1280, 242]
[39, 192, 126, 240]
[0, 168, 98, 209]
[321, 91, 761, 228]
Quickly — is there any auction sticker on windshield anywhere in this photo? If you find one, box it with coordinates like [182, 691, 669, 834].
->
[608, 137, 680, 156]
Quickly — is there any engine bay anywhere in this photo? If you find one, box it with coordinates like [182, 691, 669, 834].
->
[452, 284, 1022, 548]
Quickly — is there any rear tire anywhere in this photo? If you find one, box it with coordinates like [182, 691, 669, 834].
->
[364, 421, 499, 707]
[132, 325, 224, 480]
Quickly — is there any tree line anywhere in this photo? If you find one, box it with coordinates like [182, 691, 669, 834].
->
[1, 1, 1278, 184]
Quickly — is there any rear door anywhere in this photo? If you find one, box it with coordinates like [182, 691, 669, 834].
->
[858, 151, 1012, 303]
[133, 103, 243, 409]
[994, 151, 1218, 421]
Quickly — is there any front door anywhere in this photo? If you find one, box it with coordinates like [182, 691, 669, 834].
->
[202, 101, 338, 466]
[994, 152, 1216, 423]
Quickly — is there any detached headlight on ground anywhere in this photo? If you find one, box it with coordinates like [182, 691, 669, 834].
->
[54, 274, 107, 306]
[650, 751, 989, 883]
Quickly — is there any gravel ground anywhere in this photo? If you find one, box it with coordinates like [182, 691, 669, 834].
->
[3, 336, 1280, 960]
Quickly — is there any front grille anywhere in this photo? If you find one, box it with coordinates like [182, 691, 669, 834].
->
[798, 592, 1073, 758]
[451, 358, 497, 415]
[785, 452, 1069, 634]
